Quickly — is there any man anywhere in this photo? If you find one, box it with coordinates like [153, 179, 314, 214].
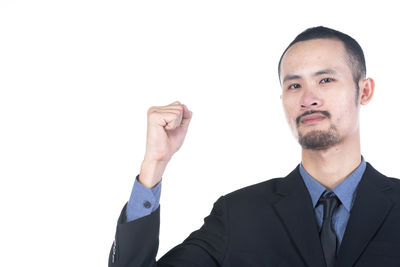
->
[108, 26, 400, 267]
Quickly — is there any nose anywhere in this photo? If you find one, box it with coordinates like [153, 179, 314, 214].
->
[300, 90, 322, 109]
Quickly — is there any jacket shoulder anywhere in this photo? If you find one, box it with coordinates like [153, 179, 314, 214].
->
[388, 176, 400, 186]
[222, 177, 285, 205]
[366, 162, 400, 189]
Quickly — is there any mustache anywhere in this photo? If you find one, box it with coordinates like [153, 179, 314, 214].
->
[296, 110, 331, 126]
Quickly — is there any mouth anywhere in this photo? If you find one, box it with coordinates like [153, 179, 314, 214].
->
[300, 114, 326, 125]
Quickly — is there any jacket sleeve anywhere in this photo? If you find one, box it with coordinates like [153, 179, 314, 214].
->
[109, 203, 160, 267]
[108, 196, 229, 267]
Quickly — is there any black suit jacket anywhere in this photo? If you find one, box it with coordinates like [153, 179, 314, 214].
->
[109, 162, 400, 266]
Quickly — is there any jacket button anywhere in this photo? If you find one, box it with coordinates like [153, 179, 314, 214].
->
[143, 201, 152, 209]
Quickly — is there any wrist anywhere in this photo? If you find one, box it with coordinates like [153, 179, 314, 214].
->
[139, 159, 168, 188]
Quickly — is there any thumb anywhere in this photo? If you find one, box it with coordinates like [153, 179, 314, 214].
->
[180, 104, 193, 130]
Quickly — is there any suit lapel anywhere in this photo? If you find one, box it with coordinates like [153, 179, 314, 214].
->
[336, 162, 394, 267]
[273, 166, 326, 267]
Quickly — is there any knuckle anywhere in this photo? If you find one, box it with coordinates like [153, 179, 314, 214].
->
[147, 106, 155, 114]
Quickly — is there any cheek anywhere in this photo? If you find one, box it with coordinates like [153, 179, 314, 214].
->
[282, 94, 297, 112]
[331, 93, 358, 128]
[282, 100, 296, 122]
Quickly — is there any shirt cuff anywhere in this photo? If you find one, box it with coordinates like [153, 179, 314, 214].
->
[126, 174, 162, 222]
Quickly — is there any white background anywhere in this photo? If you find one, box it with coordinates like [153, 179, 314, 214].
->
[1, 1, 399, 266]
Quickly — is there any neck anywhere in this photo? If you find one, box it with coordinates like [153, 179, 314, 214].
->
[301, 131, 362, 190]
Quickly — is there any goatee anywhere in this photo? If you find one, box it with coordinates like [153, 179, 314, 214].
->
[298, 125, 342, 150]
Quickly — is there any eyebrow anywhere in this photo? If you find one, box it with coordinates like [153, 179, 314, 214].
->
[282, 69, 340, 84]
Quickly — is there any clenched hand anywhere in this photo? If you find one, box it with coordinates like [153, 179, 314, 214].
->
[139, 101, 193, 188]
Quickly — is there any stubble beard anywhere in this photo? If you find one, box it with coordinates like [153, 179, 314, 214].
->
[297, 124, 342, 150]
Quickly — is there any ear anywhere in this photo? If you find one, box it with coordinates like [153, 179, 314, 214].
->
[359, 78, 375, 105]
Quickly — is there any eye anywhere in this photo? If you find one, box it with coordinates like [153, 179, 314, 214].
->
[288, 83, 301, 90]
[320, 77, 333, 84]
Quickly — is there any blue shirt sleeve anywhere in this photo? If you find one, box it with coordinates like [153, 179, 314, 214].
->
[126, 174, 162, 222]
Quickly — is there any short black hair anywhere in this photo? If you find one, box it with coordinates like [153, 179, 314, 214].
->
[278, 26, 366, 100]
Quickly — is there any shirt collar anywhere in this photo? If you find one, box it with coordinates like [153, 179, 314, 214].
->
[299, 155, 366, 212]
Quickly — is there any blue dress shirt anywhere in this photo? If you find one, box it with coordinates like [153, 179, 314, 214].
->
[126, 155, 367, 250]
[126, 174, 162, 222]
[299, 155, 366, 248]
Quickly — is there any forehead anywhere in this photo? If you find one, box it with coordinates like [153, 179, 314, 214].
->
[280, 38, 351, 80]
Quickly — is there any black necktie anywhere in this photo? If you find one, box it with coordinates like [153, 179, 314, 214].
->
[319, 192, 340, 267]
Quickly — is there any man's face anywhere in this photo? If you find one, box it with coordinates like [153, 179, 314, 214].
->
[279, 38, 361, 150]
